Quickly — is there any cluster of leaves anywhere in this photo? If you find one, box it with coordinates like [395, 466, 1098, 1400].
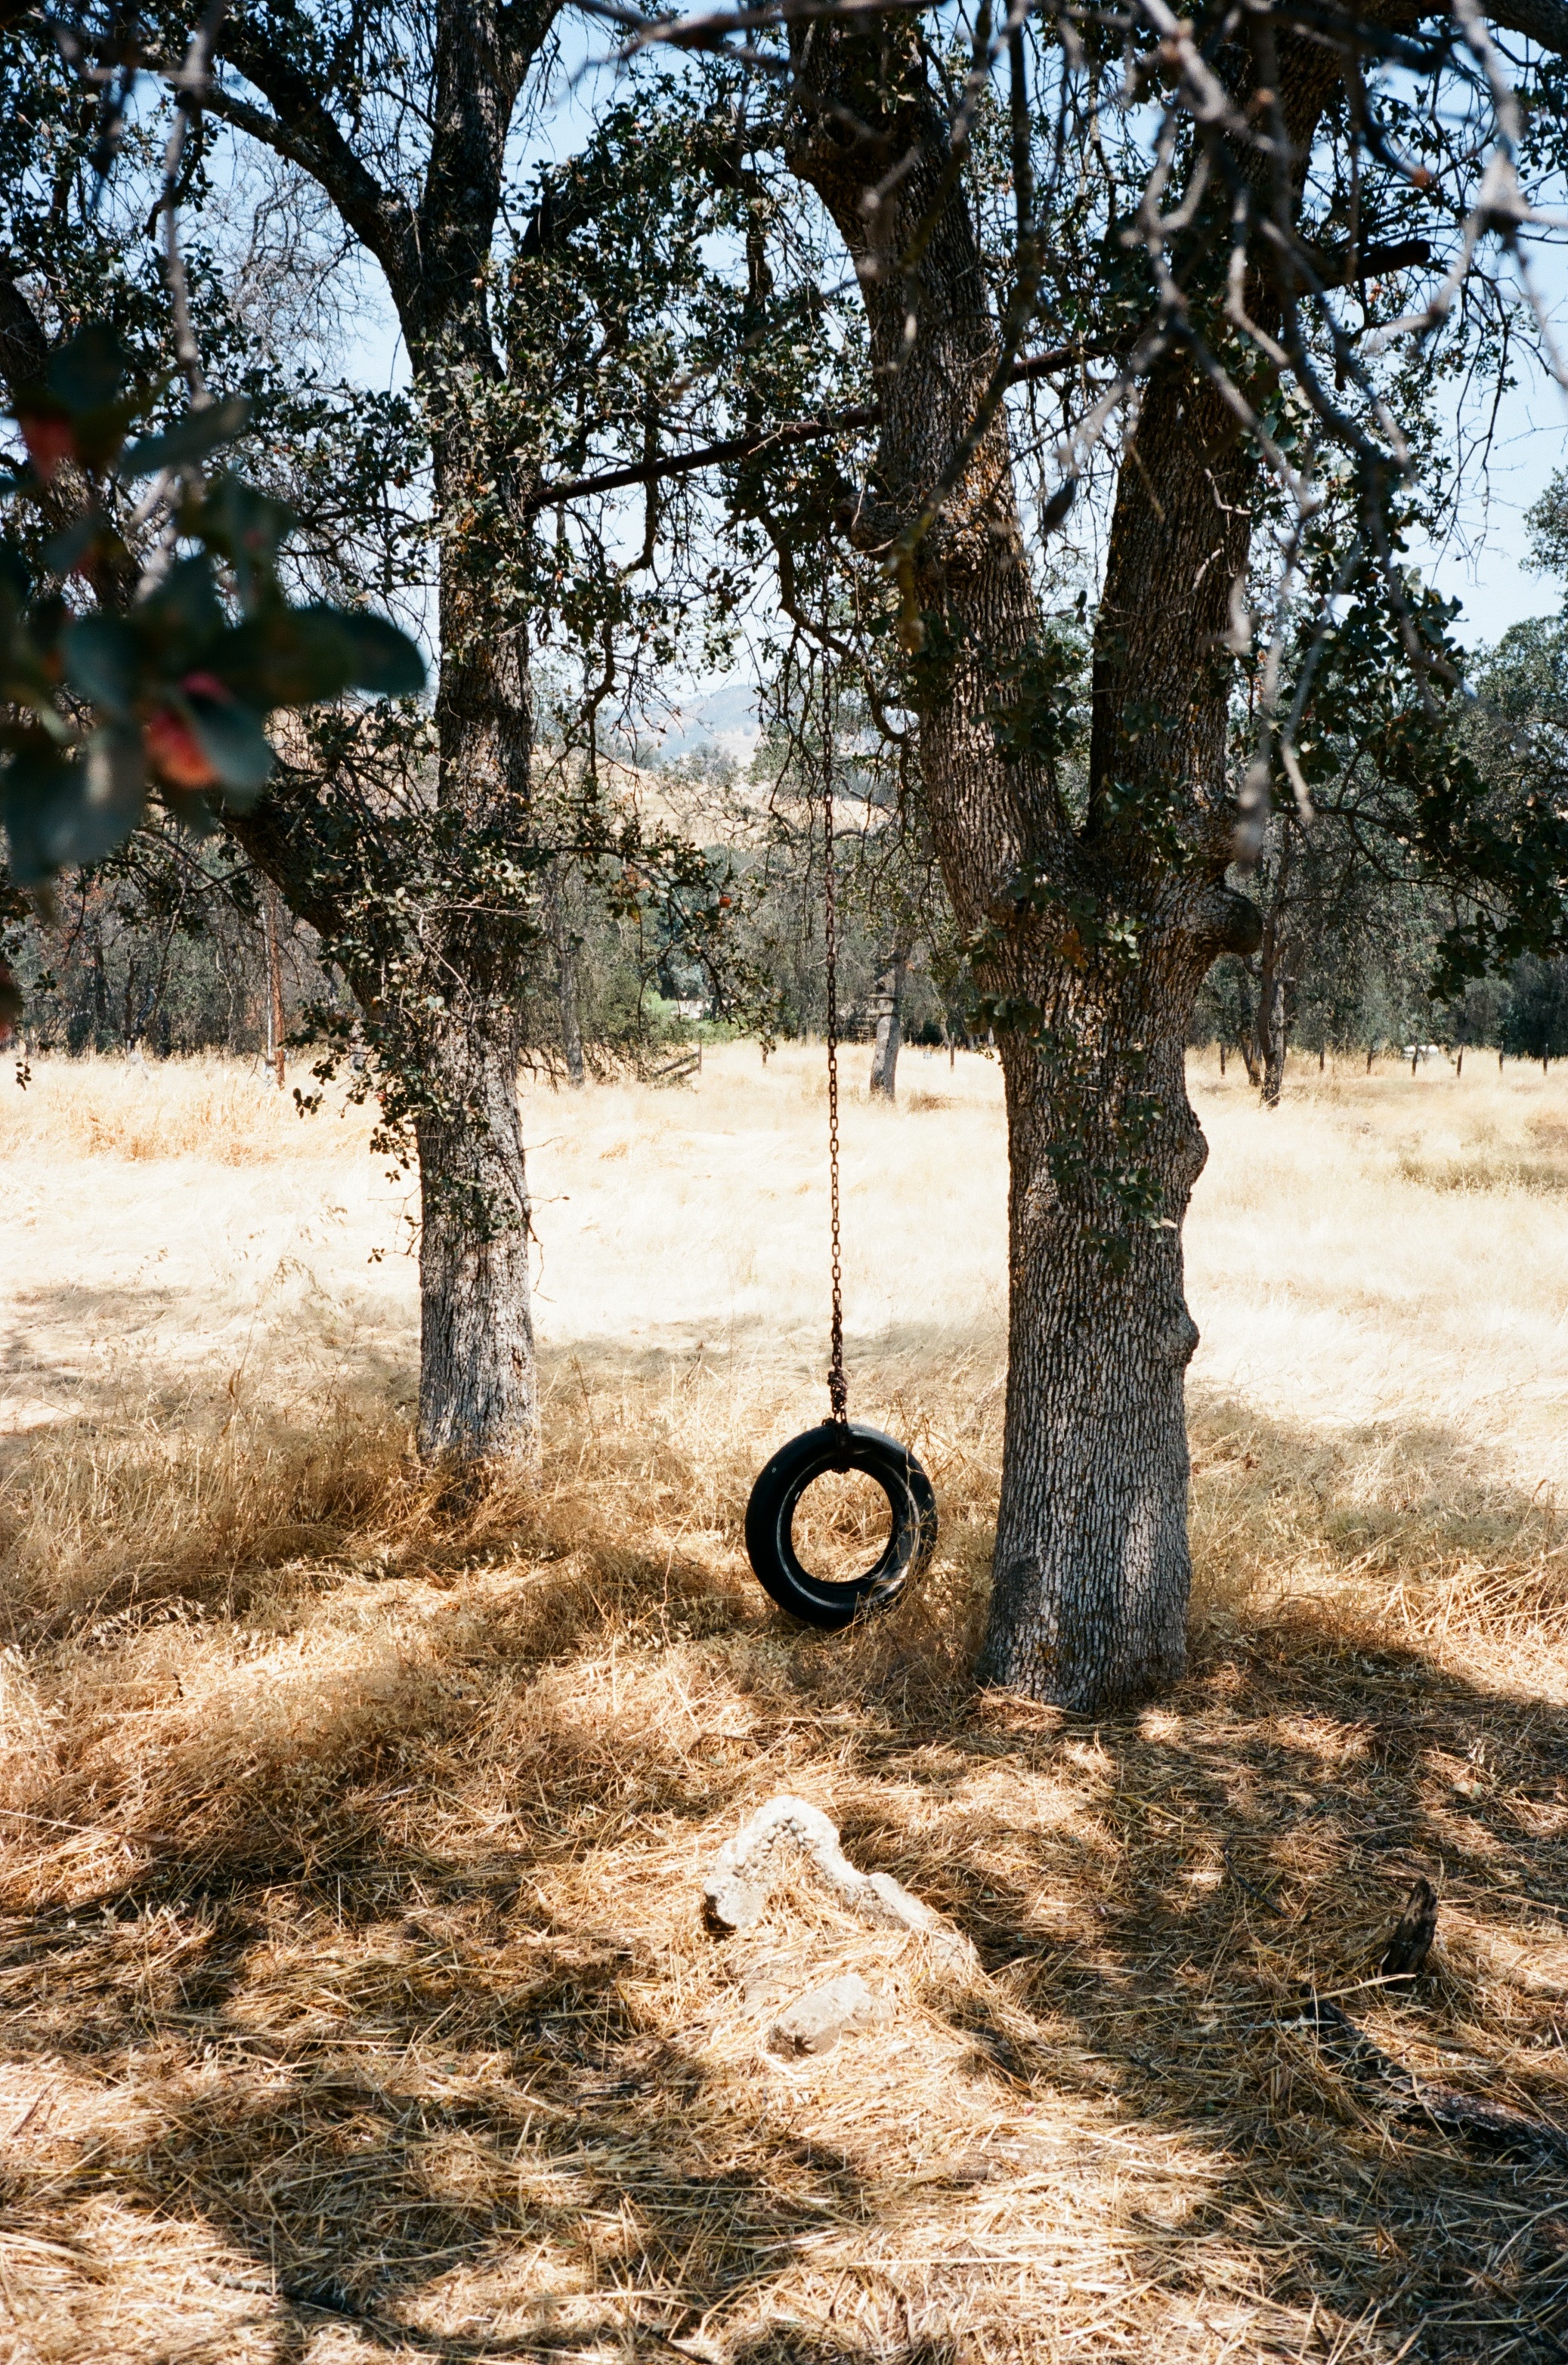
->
[1, 325, 425, 900]
[1261, 549, 1568, 997]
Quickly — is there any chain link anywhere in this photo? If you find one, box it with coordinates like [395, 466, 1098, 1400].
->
[821, 679, 848, 1428]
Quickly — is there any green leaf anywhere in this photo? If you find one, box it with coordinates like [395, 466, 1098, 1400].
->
[191, 475, 295, 607]
[46, 326, 128, 415]
[214, 604, 425, 708]
[63, 614, 139, 717]
[161, 786, 220, 838]
[210, 610, 341, 707]
[141, 556, 225, 655]
[2, 726, 144, 885]
[83, 720, 148, 841]
[184, 690, 274, 801]
[303, 604, 427, 697]
[0, 543, 32, 612]
[42, 515, 104, 578]
[119, 395, 253, 480]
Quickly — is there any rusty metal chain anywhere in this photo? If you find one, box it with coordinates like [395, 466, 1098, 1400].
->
[821, 675, 847, 1428]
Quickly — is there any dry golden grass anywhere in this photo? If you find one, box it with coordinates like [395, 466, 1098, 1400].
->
[0, 1043, 1566, 2363]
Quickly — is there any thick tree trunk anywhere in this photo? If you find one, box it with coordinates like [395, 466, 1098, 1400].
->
[868, 947, 908, 1099]
[414, 1008, 539, 1464]
[978, 955, 1208, 1703]
[787, 25, 1260, 1708]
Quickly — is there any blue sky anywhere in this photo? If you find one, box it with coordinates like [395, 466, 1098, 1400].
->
[319, 32, 1568, 666]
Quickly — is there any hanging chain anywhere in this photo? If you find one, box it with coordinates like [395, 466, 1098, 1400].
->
[821, 675, 848, 1428]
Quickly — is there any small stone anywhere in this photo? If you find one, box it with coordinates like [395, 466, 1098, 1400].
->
[769, 1973, 888, 2057]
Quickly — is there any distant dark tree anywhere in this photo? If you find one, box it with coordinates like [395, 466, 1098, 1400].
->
[1501, 960, 1568, 1072]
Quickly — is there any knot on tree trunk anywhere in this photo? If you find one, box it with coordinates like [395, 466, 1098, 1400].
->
[1189, 882, 1263, 960]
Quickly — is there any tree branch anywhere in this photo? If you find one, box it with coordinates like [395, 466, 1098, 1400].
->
[1486, 0, 1568, 57]
[202, 18, 422, 320]
[527, 342, 1110, 509]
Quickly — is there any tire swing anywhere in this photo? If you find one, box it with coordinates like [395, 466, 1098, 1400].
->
[744, 744, 938, 1631]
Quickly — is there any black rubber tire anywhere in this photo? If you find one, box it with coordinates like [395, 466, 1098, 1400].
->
[744, 1421, 938, 1630]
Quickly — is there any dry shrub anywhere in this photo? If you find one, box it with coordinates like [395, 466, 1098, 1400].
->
[0, 1050, 366, 1164]
[0, 1390, 411, 1645]
[1396, 1147, 1568, 1195]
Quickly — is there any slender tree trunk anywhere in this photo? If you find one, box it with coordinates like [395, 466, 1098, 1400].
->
[1237, 1021, 1261, 1089]
[869, 945, 908, 1099]
[1252, 838, 1291, 1107]
[1258, 970, 1288, 1106]
[418, 419, 542, 1468]
[263, 880, 286, 1090]
[1220, 1040, 1227, 1077]
[548, 869, 586, 1087]
[414, 1008, 539, 1465]
[1456, 1046, 1464, 1076]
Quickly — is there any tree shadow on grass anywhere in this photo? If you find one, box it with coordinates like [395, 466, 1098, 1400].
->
[0, 1403, 1565, 2360]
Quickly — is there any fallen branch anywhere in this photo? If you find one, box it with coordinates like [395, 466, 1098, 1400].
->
[1297, 1992, 1568, 2159]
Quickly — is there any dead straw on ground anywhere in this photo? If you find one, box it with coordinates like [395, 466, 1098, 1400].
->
[0, 1048, 1566, 2363]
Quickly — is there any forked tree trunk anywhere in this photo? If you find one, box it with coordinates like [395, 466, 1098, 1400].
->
[787, 25, 1260, 1708]
[414, 1009, 540, 1464]
[869, 947, 908, 1098]
[202, 4, 553, 1481]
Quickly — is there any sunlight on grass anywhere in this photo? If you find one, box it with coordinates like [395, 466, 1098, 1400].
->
[1, 1044, 1565, 2362]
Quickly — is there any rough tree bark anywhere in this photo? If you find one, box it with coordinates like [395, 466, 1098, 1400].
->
[786, 25, 1262, 1707]
[414, 1012, 538, 1457]
[868, 946, 908, 1098]
[199, 0, 561, 1467]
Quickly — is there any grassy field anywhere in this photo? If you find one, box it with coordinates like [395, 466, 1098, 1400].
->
[1, 1043, 1566, 2363]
